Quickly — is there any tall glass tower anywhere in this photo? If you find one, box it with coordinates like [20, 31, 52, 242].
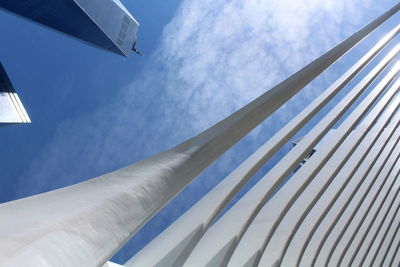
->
[0, 0, 139, 56]
[0, 0, 139, 124]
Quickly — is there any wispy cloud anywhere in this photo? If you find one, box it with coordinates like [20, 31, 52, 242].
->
[153, 0, 376, 128]
[15, 0, 393, 261]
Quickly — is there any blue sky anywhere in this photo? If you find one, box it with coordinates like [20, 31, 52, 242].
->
[0, 0, 399, 264]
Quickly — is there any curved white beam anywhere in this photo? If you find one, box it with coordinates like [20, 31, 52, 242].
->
[260, 79, 400, 267]
[232, 64, 400, 267]
[363, 191, 400, 266]
[314, 146, 400, 266]
[183, 47, 400, 267]
[332, 176, 400, 266]
[125, 22, 400, 267]
[383, 220, 400, 266]
[295, 118, 400, 266]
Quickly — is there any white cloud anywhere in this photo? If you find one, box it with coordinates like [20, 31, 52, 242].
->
[145, 0, 381, 133]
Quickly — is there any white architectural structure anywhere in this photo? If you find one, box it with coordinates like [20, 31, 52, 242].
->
[0, 3, 400, 267]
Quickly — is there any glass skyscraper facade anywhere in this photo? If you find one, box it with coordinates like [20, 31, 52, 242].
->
[0, 0, 139, 124]
[0, 0, 139, 56]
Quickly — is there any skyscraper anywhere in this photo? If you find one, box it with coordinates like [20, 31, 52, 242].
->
[0, 0, 139, 124]
[0, 0, 139, 56]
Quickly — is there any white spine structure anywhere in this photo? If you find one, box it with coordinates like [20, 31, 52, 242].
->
[1, 3, 400, 267]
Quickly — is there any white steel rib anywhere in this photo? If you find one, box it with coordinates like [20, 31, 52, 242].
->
[328, 168, 400, 266]
[383, 220, 400, 266]
[183, 48, 400, 267]
[259, 77, 400, 267]
[125, 21, 400, 267]
[295, 105, 400, 267]
[314, 142, 400, 267]
[281, 95, 400, 266]
[366, 189, 400, 266]
[230, 63, 400, 267]
[333, 136, 400, 266]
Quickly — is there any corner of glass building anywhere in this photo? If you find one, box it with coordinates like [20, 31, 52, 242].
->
[0, 0, 140, 57]
[0, 62, 31, 124]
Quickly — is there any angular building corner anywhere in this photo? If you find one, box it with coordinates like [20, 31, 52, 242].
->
[0, 0, 140, 57]
[0, 62, 30, 124]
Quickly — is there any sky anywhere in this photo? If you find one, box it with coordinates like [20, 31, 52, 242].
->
[0, 0, 399, 264]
